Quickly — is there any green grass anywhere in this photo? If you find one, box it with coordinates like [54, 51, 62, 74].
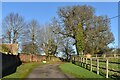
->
[75, 57, 120, 78]
[74, 57, 119, 70]
[59, 63, 103, 79]
[3, 62, 44, 79]
[86, 59, 119, 71]
[87, 58, 119, 76]
[98, 58, 119, 71]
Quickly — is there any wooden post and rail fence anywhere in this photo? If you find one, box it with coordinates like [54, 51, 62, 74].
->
[71, 55, 120, 78]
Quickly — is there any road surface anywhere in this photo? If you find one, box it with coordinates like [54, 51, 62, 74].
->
[26, 63, 76, 79]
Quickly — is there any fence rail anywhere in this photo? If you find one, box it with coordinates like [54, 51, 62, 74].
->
[92, 53, 120, 58]
[71, 56, 120, 78]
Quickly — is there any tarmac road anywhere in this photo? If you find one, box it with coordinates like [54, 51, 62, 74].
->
[26, 63, 76, 80]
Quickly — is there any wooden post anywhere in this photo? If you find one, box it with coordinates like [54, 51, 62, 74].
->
[74, 57, 76, 62]
[114, 54, 116, 58]
[97, 59, 99, 75]
[90, 58, 92, 71]
[106, 59, 109, 78]
[81, 57, 82, 66]
[79, 57, 80, 62]
[96, 54, 97, 58]
[81, 57, 83, 67]
[104, 54, 106, 58]
[83, 57, 85, 67]
[78, 56, 80, 62]
[86, 58, 88, 69]
[74, 56, 76, 64]
[77, 56, 79, 62]
[79, 57, 81, 65]
[50, 56, 51, 61]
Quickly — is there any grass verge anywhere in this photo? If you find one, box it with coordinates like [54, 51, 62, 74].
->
[3, 62, 44, 79]
[59, 63, 104, 79]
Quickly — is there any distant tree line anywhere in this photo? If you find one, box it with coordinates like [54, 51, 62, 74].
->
[2, 5, 115, 59]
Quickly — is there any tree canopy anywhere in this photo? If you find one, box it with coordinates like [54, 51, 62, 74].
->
[2, 5, 115, 57]
[53, 5, 114, 55]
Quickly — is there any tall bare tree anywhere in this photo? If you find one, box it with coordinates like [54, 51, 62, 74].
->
[2, 13, 25, 43]
[38, 24, 57, 56]
[22, 20, 40, 54]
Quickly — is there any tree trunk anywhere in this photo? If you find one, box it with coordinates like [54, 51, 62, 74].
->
[53, 46, 57, 55]
[75, 40, 79, 56]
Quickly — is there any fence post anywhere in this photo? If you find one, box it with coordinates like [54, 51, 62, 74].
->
[90, 58, 92, 71]
[96, 54, 97, 58]
[104, 54, 106, 58]
[74, 56, 76, 63]
[82, 57, 84, 67]
[114, 54, 116, 58]
[81, 57, 82, 66]
[78, 57, 80, 65]
[97, 58, 99, 75]
[78, 56, 79, 62]
[83, 57, 85, 67]
[106, 59, 109, 78]
[86, 58, 88, 69]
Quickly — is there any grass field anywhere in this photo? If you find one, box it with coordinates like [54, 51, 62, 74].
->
[75, 57, 120, 78]
[93, 58, 119, 71]
[3, 62, 44, 79]
[59, 63, 103, 79]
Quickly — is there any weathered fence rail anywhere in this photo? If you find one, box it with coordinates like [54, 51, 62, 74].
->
[71, 56, 120, 78]
[92, 54, 120, 58]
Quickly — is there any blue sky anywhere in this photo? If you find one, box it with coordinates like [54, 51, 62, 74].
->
[1, 2, 118, 48]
